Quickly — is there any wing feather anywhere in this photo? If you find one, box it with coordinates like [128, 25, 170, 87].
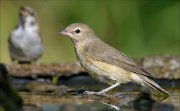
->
[83, 38, 154, 78]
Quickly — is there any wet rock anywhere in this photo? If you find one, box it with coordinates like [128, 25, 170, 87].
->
[82, 93, 119, 105]
[139, 55, 180, 79]
[59, 104, 79, 111]
[20, 92, 92, 105]
[59, 103, 117, 111]
[25, 81, 74, 95]
[5, 55, 180, 79]
[152, 102, 174, 111]
[25, 81, 57, 93]
[133, 91, 155, 111]
[23, 105, 43, 111]
[6, 63, 84, 77]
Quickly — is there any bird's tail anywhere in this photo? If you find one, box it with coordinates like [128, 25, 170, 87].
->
[141, 76, 169, 100]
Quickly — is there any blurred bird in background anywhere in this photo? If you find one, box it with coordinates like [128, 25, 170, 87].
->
[8, 6, 44, 64]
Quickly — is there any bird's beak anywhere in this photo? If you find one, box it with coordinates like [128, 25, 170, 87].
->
[58, 30, 71, 37]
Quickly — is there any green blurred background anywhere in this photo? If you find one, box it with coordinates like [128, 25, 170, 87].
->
[0, 0, 179, 63]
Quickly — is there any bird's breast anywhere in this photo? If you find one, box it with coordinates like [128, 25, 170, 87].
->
[10, 26, 43, 61]
[74, 44, 133, 84]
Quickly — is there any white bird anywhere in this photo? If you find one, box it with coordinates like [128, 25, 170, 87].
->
[8, 6, 44, 64]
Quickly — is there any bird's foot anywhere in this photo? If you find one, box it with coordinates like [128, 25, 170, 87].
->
[84, 91, 96, 95]
[97, 90, 106, 95]
[84, 91, 106, 95]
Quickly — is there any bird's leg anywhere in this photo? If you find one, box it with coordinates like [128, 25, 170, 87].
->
[35, 59, 41, 65]
[31, 59, 40, 79]
[98, 82, 120, 94]
[85, 82, 120, 95]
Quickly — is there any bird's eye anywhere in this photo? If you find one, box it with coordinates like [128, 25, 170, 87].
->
[75, 29, 80, 34]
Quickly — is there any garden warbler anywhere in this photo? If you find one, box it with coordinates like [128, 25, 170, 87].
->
[59, 23, 169, 97]
[8, 6, 44, 64]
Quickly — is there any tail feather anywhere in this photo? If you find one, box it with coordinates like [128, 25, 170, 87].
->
[145, 79, 169, 95]
[142, 77, 169, 97]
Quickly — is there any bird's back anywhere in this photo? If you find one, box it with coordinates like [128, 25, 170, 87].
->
[80, 36, 154, 79]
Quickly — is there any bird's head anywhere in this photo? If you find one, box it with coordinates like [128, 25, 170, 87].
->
[59, 23, 95, 43]
[19, 6, 37, 28]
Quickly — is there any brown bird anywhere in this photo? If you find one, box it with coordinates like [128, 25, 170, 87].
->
[8, 6, 44, 64]
[59, 23, 169, 98]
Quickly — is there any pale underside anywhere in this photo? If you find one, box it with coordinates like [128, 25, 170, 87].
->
[83, 56, 144, 85]
[9, 25, 44, 62]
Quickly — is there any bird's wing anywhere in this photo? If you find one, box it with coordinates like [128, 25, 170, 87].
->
[84, 39, 154, 78]
[8, 32, 26, 57]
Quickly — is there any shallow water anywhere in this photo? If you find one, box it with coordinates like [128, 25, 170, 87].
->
[11, 74, 180, 111]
